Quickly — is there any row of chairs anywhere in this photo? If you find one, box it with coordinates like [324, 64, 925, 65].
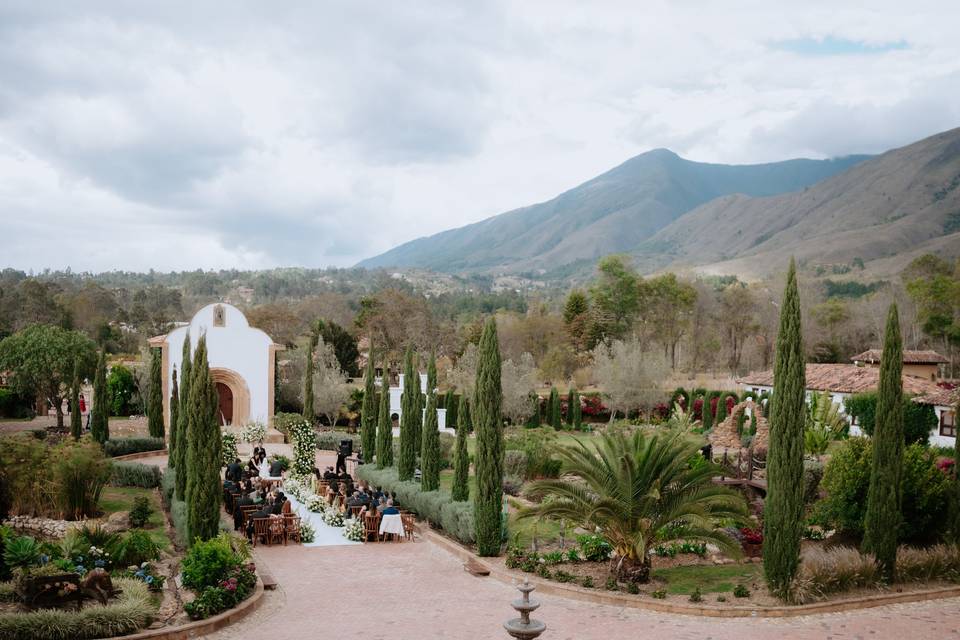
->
[251, 515, 301, 546]
[362, 511, 416, 543]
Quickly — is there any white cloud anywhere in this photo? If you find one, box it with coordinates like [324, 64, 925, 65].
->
[0, 0, 958, 272]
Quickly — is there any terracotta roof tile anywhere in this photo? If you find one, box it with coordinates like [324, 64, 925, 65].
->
[850, 349, 948, 364]
[739, 363, 947, 402]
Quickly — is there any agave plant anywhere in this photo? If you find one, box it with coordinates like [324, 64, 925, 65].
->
[807, 391, 847, 439]
[665, 403, 698, 432]
[519, 429, 748, 583]
[804, 424, 832, 456]
[3, 535, 41, 570]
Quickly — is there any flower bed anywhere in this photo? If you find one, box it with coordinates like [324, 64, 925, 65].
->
[181, 534, 258, 620]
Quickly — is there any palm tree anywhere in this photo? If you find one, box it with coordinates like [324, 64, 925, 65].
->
[519, 428, 748, 583]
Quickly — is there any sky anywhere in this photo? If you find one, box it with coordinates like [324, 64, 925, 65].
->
[1, 1, 959, 273]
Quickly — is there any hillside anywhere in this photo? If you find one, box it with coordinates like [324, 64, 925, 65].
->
[357, 150, 868, 275]
[637, 127, 960, 279]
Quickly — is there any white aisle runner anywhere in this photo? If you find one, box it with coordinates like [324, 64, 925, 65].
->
[286, 494, 360, 547]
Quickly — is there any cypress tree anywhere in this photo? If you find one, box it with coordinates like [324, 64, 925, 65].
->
[376, 358, 393, 468]
[70, 360, 82, 441]
[715, 392, 729, 424]
[444, 389, 457, 427]
[302, 331, 317, 423]
[702, 392, 715, 430]
[763, 259, 807, 599]
[863, 303, 904, 582]
[168, 368, 179, 468]
[570, 387, 581, 428]
[473, 318, 503, 556]
[459, 393, 472, 432]
[185, 335, 222, 544]
[147, 347, 164, 439]
[175, 337, 192, 501]
[421, 389, 440, 491]
[360, 351, 377, 464]
[90, 350, 109, 444]
[566, 388, 575, 426]
[528, 394, 541, 427]
[548, 386, 561, 429]
[452, 395, 470, 501]
[421, 350, 439, 475]
[413, 355, 424, 458]
[398, 348, 417, 480]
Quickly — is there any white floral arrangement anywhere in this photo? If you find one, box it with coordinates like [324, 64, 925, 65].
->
[343, 517, 364, 542]
[283, 478, 306, 501]
[321, 507, 344, 527]
[287, 418, 317, 476]
[300, 521, 316, 544]
[305, 495, 325, 513]
[240, 421, 268, 444]
[221, 431, 239, 467]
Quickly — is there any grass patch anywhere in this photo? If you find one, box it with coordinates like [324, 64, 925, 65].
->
[100, 486, 171, 550]
[653, 564, 762, 595]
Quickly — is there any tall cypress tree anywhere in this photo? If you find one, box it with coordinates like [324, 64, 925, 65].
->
[376, 360, 393, 468]
[147, 347, 164, 439]
[473, 318, 503, 556]
[444, 389, 457, 427]
[452, 395, 470, 502]
[863, 303, 904, 582]
[302, 331, 317, 422]
[90, 349, 109, 444]
[185, 335, 222, 544]
[702, 392, 715, 430]
[570, 387, 581, 428]
[566, 388, 575, 427]
[175, 336, 192, 501]
[398, 347, 417, 480]
[360, 351, 378, 464]
[70, 360, 82, 441]
[549, 387, 562, 429]
[528, 394, 541, 427]
[421, 389, 440, 491]
[421, 351, 438, 464]
[763, 259, 806, 599]
[168, 368, 179, 468]
[413, 355, 424, 458]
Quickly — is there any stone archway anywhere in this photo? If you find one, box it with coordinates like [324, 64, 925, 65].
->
[210, 368, 251, 426]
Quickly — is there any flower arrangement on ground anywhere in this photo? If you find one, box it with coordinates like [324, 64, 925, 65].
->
[300, 522, 316, 544]
[305, 495, 325, 513]
[321, 507, 344, 527]
[283, 477, 307, 501]
[221, 431, 238, 467]
[240, 421, 267, 444]
[343, 518, 364, 542]
[287, 418, 317, 476]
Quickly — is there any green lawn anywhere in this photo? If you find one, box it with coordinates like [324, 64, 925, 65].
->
[652, 563, 761, 595]
[100, 486, 172, 550]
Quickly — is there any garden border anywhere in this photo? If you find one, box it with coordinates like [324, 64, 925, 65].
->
[112, 449, 168, 461]
[423, 530, 960, 618]
[98, 578, 265, 640]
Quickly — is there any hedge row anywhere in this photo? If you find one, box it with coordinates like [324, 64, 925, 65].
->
[355, 466, 475, 545]
[104, 437, 165, 457]
[315, 430, 361, 452]
[110, 461, 162, 488]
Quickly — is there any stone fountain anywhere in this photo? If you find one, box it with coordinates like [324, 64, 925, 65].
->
[503, 579, 546, 639]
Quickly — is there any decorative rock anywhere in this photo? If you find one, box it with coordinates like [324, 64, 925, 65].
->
[103, 511, 131, 533]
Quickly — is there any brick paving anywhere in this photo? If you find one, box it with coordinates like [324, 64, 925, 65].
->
[201, 537, 960, 640]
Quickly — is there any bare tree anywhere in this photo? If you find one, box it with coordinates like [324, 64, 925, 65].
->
[501, 352, 538, 425]
[308, 337, 351, 427]
[592, 338, 668, 422]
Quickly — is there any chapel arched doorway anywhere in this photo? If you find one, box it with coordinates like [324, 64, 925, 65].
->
[209, 368, 251, 426]
[216, 382, 234, 425]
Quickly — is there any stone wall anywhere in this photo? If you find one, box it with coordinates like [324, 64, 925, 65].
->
[2, 515, 75, 539]
[709, 400, 769, 452]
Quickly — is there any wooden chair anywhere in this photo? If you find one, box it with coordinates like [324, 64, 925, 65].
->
[364, 514, 380, 542]
[401, 514, 415, 541]
[252, 518, 271, 547]
[267, 517, 286, 546]
[350, 505, 363, 519]
[284, 515, 301, 544]
[240, 505, 258, 527]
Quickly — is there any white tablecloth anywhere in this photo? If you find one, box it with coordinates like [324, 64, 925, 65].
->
[379, 513, 404, 536]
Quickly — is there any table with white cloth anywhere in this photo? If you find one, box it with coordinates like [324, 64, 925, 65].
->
[379, 513, 404, 537]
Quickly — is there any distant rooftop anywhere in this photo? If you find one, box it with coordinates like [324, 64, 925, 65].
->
[739, 363, 946, 402]
[850, 349, 948, 365]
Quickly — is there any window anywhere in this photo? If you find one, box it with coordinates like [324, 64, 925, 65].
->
[941, 410, 956, 438]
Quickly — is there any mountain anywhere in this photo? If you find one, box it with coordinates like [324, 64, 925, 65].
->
[357, 150, 870, 276]
[636, 127, 960, 280]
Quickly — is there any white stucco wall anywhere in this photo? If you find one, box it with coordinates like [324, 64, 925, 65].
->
[385, 373, 448, 431]
[166, 303, 274, 425]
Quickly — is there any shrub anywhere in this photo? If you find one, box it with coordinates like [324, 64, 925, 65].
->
[896, 544, 960, 583]
[111, 462, 162, 488]
[789, 547, 880, 604]
[845, 393, 936, 446]
[117, 530, 161, 566]
[181, 534, 245, 591]
[816, 438, 950, 543]
[502, 475, 524, 497]
[627, 582, 640, 594]
[649, 588, 666, 598]
[315, 430, 360, 452]
[272, 413, 302, 441]
[0, 434, 51, 516]
[106, 364, 137, 416]
[604, 576, 618, 591]
[51, 438, 111, 520]
[183, 565, 257, 620]
[581, 576, 594, 588]
[504, 450, 528, 478]
[577, 534, 613, 562]
[0, 577, 157, 640]
[554, 569, 574, 583]
[103, 437, 165, 457]
[357, 466, 475, 544]
[733, 584, 751, 598]
[802, 460, 824, 505]
[128, 496, 154, 528]
[688, 587, 703, 603]
[170, 500, 188, 547]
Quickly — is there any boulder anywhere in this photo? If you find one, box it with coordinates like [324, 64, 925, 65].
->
[103, 511, 131, 533]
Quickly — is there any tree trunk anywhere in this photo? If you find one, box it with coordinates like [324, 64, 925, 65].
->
[54, 396, 64, 428]
[611, 554, 651, 583]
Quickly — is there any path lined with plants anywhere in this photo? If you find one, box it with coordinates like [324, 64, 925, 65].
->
[206, 538, 960, 640]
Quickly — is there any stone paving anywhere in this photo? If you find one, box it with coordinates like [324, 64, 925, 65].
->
[202, 537, 960, 640]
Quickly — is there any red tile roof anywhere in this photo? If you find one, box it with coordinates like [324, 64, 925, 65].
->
[850, 349, 948, 365]
[739, 363, 948, 403]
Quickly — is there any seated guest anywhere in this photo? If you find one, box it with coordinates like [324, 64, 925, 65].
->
[373, 486, 384, 502]
[246, 504, 272, 541]
[376, 497, 388, 513]
[233, 489, 255, 531]
[322, 466, 337, 480]
[247, 458, 260, 476]
[269, 457, 284, 477]
[382, 499, 399, 515]
[226, 458, 243, 482]
[270, 491, 288, 515]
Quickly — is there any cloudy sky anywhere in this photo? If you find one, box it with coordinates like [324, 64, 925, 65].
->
[1, 1, 959, 273]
